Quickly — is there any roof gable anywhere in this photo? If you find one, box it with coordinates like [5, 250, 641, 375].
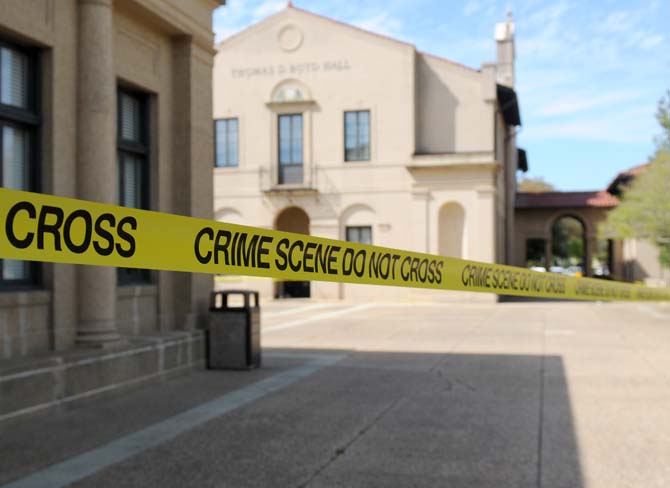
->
[217, 5, 415, 52]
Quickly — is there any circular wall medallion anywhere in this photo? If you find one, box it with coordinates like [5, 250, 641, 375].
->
[278, 25, 303, 52]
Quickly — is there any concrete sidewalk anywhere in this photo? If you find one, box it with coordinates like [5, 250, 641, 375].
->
[1, 301, 669, 487]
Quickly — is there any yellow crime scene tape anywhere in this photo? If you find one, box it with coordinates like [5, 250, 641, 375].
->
[0, 188, 668, 302]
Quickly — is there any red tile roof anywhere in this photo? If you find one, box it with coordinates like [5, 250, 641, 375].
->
[516, 191, 619, 209]
[607, 163, 648, 196]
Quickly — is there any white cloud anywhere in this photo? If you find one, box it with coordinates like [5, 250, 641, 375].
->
[535, 91, 644, 117]
[464, 0, 481, 16]
[601, 11, 634, 33]
[351, 12, 402, 38]
[251, 0, 285, 21]
[523, 107, 656, 143]
[525, 0, 571, 29]
[639, 34, 664, 49]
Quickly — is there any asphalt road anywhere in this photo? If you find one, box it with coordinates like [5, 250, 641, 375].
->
[1, 300, 669, 487]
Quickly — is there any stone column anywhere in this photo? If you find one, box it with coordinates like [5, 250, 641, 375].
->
[584, 235, 594, 277]
[76, 0, 120, 346]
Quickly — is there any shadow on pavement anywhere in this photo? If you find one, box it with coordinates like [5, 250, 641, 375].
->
[0, 348, 583, 488]
[257, 348, 585, 488]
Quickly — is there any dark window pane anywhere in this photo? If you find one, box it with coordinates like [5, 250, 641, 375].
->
[2, 125, 29, 190]
[2, 259, 28, 280]
[0, 47, 28, 109]
[0, 42, 37, 286]
[291, 116, 302, 163]
[120, 93, 140, 142]
[215, 118, 238, 167]
[215, 120, 226, 165]
[227, 119, 238, 166]
[278, 114, 303, 169]
[117, 89, 149, 284]
[344, 110, 370, 162]
[121, 154, 143, 209]
[525, 238, 546, 269]
[346, 226, 372, 245]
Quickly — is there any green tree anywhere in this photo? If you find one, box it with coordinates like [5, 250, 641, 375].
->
[602, 150, 670, 268]
[517, 176, 555, 192]
[655, 89, 670, 150]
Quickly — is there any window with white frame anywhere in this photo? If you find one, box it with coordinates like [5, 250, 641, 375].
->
[344, 110, 370, 162]
[346, 226, 372, 245]
[215, 118, 238, 167]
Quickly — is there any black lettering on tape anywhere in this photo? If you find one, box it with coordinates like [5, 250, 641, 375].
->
[6, 201, 36, 249]
[194, 227, 213, 264]
[93, 213, 116, 256]
[37, 205, 64, 251]
[275, 238, 289, 271]
[63, 209, 92, 254]
[116, 216, 136, 258]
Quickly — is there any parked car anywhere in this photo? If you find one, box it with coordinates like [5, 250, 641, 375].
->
[565, 266, 583, 276]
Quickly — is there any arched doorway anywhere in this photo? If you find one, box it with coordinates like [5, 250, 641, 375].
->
[550, 216, 586, 275]
[275, 207, 310, 298]
[438, 202, 465, 258]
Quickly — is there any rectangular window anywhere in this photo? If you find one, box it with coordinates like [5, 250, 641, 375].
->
[278, 113, 303, 184]
[346, 226, 372, 245]
[344, 110, 370, 162]
[117, 88, 150, 285]
[215, 118, 238, 167]
[0, 40, 38, 288]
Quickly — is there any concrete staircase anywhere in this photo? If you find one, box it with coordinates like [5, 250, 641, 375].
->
[0, 331, 205, 425]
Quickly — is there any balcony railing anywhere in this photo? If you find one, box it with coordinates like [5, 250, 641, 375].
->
[260, 164, 318, 193]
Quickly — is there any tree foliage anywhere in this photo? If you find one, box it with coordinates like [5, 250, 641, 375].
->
[517, 176, 555, 192]
[602, 150, 670, 266]
[655, 89, 670, 151]
[602, 91, 670, 269]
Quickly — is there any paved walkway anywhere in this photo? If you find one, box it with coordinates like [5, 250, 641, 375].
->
[1, 300, 669, 487]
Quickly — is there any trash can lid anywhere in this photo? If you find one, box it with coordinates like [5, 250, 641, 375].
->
[210, 290, 260, 310]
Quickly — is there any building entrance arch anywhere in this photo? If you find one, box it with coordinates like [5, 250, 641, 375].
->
[274, 206, 310, 298]
[549, 215, 587, 275]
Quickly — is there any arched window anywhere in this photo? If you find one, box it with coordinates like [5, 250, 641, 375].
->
[341, 204, 376, 245]
[215, 208, 244, 225]
[271, 80, 312, 104]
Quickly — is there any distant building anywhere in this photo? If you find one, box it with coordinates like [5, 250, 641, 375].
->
[607, 164, 667, 284]
[0, 0, 221, 361]
[213, 5, 524, 300]
[513, 191, 621, 277]
[514, 164, 668, 285]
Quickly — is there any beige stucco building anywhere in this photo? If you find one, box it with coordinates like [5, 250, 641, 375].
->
[0, 0, 220, 364]
[213, 5, 523, 301]
[512, 166, 669, 286]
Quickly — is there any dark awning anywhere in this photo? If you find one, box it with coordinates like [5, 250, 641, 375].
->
[497, 84, 521, 126]
[517, 148, 528, 172]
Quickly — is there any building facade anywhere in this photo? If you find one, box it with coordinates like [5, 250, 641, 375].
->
[213, 5, 523, 301]
[513, 191, 622, 278]
[513, 166, 669, 286]
[0, 0, 220, 361]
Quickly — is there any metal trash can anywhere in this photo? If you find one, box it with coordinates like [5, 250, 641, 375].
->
[207, 290, 261, 370]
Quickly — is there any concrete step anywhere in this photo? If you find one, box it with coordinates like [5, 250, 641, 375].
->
[0, 331, 205, 425]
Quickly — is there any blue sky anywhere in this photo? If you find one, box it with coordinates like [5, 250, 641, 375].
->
[213, 0, 670, 191]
